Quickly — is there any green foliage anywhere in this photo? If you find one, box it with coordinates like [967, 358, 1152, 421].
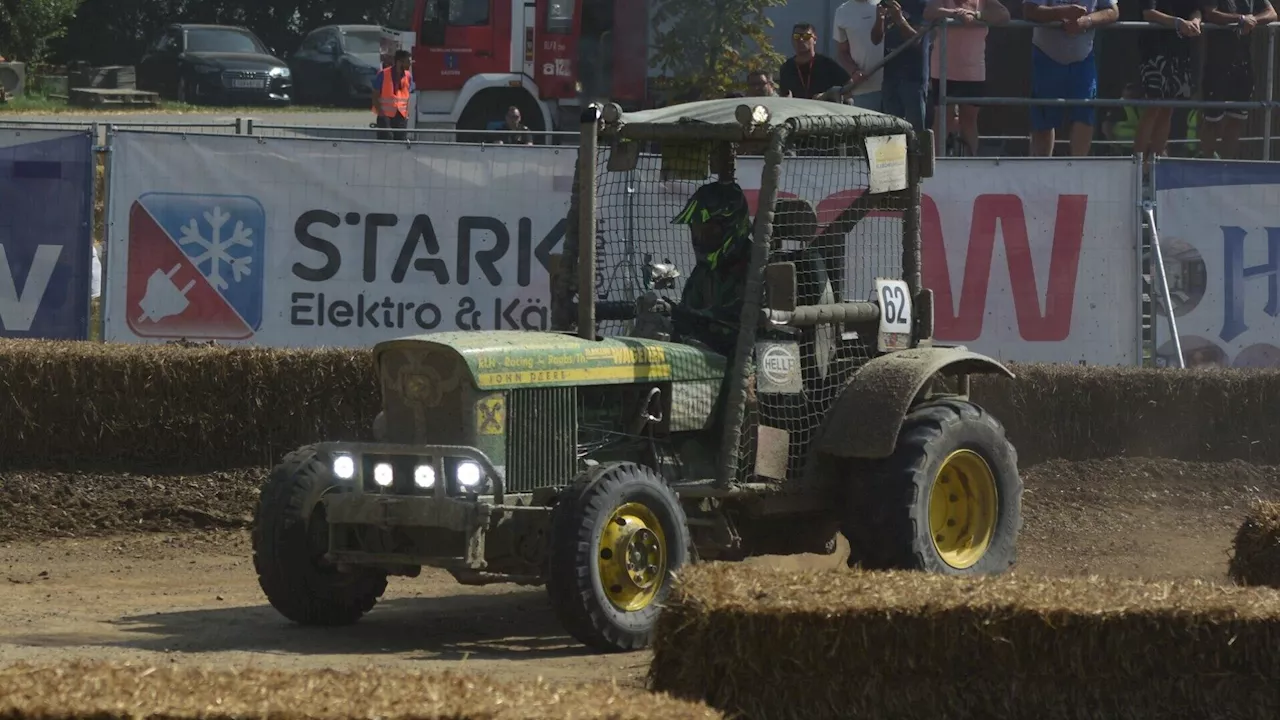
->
[650, 0, 787, 102]
[0, 0, 83, 64]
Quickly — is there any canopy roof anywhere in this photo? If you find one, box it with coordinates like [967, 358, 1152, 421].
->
[600, 97, 915, 142]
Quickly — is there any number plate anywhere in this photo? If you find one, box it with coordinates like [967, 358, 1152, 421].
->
[230, 78, 265, 89]
[875, 278, 912, 352]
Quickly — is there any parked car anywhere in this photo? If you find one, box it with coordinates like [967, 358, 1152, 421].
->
[289, 24, 385, 106]
[137, 23, 292, 106]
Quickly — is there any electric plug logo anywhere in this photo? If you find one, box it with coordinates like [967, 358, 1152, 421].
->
[136, 264, 196, 324]
[125, 193, 265, 340]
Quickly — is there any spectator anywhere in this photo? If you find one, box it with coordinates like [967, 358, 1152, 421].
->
[372, 49, 414, 141]
[1100, 82, 1142, 152]
[746, 70, 780, 96]
[491, 106, 533, 145]
[1133, 0, 1201, 173]
[873, 0, 931, 133]
[834, 0, 886, 109]
[1022, 0, 1119, 156]
[925, 0, 1011, 156]
[1199, 0, 1276, 158]
[779, 23, 850, 99]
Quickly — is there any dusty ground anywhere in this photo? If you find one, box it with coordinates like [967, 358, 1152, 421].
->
[1, 457, 1277, 686]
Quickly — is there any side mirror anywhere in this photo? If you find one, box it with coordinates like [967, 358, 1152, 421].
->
[650, 261, 680, 289]
[764, 262, 797, 313]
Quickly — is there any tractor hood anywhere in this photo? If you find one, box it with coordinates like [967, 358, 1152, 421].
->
[374, 330, 726, 390]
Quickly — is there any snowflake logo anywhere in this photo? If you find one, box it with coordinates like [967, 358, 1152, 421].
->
[178, 206, 254, 291]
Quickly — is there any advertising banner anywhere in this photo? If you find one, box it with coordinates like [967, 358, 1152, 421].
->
[103, 132, 1139, 364]
[640, 156, 1140, 366]
[1154, 159, 1280, 368]
[103, 131, 575, 346]
[0, 129, 94, 340]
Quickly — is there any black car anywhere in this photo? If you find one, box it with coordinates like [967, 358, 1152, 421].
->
[137, 23, 293, 106]
[289, 24, 385, 106]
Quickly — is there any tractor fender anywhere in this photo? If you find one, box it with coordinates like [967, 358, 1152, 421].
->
[814, 347, 1015, 459]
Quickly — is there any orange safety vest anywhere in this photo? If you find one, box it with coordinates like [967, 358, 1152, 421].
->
[375, 67, 411, 118]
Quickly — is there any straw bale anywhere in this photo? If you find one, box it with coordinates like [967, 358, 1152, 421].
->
[1229, 501, 1280, 589]
[0, 661, 722, 720]
[8, 343, 1280, 473]
[0, 340, 381, 472]
[650, 563, 1280, 720]
[971, 362, 1280, 465]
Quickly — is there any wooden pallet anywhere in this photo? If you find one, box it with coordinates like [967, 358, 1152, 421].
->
[69, 65, 135, 90]
[68, 87, 159, 108]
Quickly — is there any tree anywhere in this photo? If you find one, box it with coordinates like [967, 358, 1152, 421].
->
[0, 0, 83, 65]
[650, 0, 786, 102]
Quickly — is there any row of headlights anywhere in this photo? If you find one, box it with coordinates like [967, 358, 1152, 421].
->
[331, 454, 485, 492]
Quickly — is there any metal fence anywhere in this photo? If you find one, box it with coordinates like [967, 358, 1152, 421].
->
[0, 117, 579, 146]
[933, 18, 1280, 158]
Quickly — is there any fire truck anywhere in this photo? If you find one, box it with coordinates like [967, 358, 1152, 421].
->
[382, 0, 652, 138]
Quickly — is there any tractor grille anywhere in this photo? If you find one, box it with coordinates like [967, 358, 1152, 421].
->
[505, 388, 578, 494]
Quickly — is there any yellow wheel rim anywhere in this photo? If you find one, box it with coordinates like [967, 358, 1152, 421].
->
[928, 449, 999, 570]
[597, 502, 668, 612]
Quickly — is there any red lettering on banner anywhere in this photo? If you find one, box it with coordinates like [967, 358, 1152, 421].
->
[814, 189, 900, 226]
[921, 194, 1087, 342]
[745, 186, 1086, 343]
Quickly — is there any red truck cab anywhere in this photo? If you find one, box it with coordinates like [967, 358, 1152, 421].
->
[382, 0, 650, 137]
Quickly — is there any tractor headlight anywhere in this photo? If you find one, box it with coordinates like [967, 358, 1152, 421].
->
[414, 464, 436, 489]
[333, 454, 356, 480]
[456, 460, 483, 489]
[735, 103, 770, 126]
[373, 462, 394, 487]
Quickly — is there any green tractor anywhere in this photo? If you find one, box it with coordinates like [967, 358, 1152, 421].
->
[251, 97, 1024, 653]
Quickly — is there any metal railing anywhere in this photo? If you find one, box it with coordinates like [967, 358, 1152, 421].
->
[933, 18, 1280, 158]
[244, 121, 578, 144]
[0, 117, 578, 145]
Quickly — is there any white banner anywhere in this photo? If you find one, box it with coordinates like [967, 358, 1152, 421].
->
[103, 132, 575, 346]
[636, 156, 1141, 366]
[103, 132, 1140, 364]
[1154, 159, 1280, 368]
[909, 158, 1139, 365]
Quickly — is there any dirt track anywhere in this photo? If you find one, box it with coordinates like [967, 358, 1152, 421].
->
[1, 457, 1277, 685]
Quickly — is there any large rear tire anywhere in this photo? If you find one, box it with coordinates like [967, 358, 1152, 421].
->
[546, 462, 691, 652]
[842, 398, 1022, 574]
[252, 445, 388, 625]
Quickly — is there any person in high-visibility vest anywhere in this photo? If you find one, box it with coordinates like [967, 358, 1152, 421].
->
[372, 50, 414, 141]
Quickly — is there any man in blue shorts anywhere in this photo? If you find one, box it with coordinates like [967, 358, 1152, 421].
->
[1022, 0, 1119, 156]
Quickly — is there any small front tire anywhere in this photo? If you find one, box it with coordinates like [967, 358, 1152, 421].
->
[546, 462, 691, 652]
[252, 445, 388, 625]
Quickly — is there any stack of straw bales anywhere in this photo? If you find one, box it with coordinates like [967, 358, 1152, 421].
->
[0, 340, 380, 472]
[9, 340, 1280, 471]
[0, 662, 722, 720]
[1229, 501, 1280, 589]
[650, 563, 1280, 720]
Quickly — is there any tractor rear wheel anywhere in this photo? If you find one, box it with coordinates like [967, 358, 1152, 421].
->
[252, 445, 388, 625]
[843, 398, 1022, 574]
[546, 462, 691, 652]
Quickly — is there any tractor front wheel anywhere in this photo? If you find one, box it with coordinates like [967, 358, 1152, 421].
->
[844, 398, 1022, 574]
[252, 445, 388, 625]
[546, 462, 691, 652]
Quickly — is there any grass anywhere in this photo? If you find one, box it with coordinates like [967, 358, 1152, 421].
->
[0, 90, 355, 116]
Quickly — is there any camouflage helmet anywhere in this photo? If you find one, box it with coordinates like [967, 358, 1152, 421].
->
[671, 180, 749, 226]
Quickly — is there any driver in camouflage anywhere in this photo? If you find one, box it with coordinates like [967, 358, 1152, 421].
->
[669, 179, 753, 358]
